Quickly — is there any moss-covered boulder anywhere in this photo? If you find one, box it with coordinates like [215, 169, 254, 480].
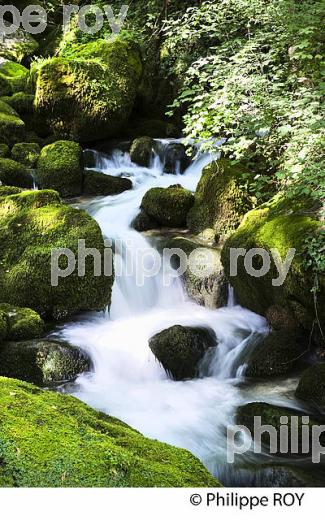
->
[83, 170, 132, 196]
[33, 36, 142, 142]
[221, 194, 324, 333]
[11, 142, 41, 168]
[0, 158, 33, 188]
[37, 140, 83, 197]
[0, 377, 220, 487]
[0, 304, 44, 341]
[0, 100, 25, 146]
[0, 185, 22, 197]
[245, 331, 307, 378]
[236, 402, 325, 457]
[187, 160, 252, 241]
[160, 236, 227, 308]
[132, 210, 159, 232]
[0, 24, 39, 62]
[0, 340, 90, 386]
[141, 185, 195, 228]
[149, 325, 217, 380]
[130, 136, 156, 167]
[0, 143, 10, 158]
[0, 61, 29, 94]
[1, 91, 34, 116]
[295, 364, 325, 406]
[0, 189, 113, 319]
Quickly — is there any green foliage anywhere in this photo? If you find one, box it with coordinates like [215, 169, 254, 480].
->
[0, 304, 44, 341]
[0, 158, 33, 188]
[164, 0, 325, 203]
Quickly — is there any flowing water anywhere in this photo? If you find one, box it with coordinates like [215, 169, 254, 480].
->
[58, 140, 306, 484]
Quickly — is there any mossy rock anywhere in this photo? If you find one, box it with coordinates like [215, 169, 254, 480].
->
[33, 36, 142, 142]
[83, 170, 132, 196]
[0, 61, 29, 94]
[149, 325, 217, 380]
[296, 364, 325, 406]
[245, 331, 307, 378]
[0, 186, 22, 197]
[187, 160, 252, 241]
[141, 185, 195, 228]
[0, 158, 33, 188]
[163, 142, 191, 174]
[0, 143, 10, 158]
[1, 92, 35, 116]
[11, 142, 41, 168]
[0, 101, 26, 146]
[0, 24, 39, 62]
[0, 75, 11, 97]
[0, 377, 220, 487]
[236, 402, 325, 457]
[0, 340, 90, 386]
[221, 194, 324, 332]
[0, 304, 44, 341]
[0, 189, 113, 320]
[160, 236, 227, 309]
[37, 140, 83, 197]
[132, 210, 159, 232]
[130, 136, 156, 167]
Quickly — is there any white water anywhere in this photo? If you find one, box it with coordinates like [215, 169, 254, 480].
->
[60, 141, 270, 476]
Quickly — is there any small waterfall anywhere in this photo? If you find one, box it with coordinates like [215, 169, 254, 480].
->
[227, 285, 236, 307]
[61, 140, 267, 477]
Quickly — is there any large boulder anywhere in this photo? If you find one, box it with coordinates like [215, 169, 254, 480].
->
[0, 189, 113, 319]
[141, 185, 195, 228]
[11, 142, 41, 168]
[0, 304, 44, 341]
[132, 210, 159, 232]
[0, 377, 220, 487]
[149, 325, 217, 380]
[221, 194, 324, 334]
[37, 140, 83, 197]
[187, 160, 252, 242]
[161, 236, 227, 308]
[130, 136, 156, 167]
[33, 37, 142, 142]
[0, 99, 25, 146]
[0, 158, 33, 188]
[0, 339, 90, 386]
[83, 170, 132, 196]
[245, 331, 307, 378]
[236, 402, 325, 458]
[295, 364, 325, 406]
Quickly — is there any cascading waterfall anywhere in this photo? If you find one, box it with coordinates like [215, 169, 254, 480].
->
[59, 140, 293, 481]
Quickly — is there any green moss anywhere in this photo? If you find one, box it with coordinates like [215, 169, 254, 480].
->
[0, 26, 38, 63]
[245, 331, 307, 378]
[1, 92, 35, 116]
[83, 170, 132, 196]
[0, 101, 26, 146]
[33, 36, 142, 142]
[0, 340, 90, 386]
[0, 304, 44, 341]
[0, 61, 29, 94]
[11, 143, 41, 168]
[0, 158, 33, 188]
[0, 143, 10, 158]
[221, 194, 323, 330]
[37, 140, 83, 197]
[0, 75, 11, 97]
[296, 364, 325, 405]
[0, 377, 220, 487]
[141, 185, 195, 228]
[130, 137, 155, 167]
[0, 189, 113, 320]
[0, 312, 8, 343]
[187, 160, 252, 241]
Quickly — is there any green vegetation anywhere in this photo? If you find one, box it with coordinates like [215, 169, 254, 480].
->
[37, 140, 83, 197]
[141, 185, 195, 228]
[0, 189, 113, 320]
[0, 377, 220, 487]
[0, 62, 29, 94]
[0, 158, 33, 188]
[0, 144, 10, 158]
[0, 304, 44, 341]
[83, 171, 132, 196]
[0, 101, 26, 146]
[11, 143, 41, 168]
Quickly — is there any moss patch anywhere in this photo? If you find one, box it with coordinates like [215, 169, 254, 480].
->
[141, 185, 195, 228]
[0, 61, 29, 94]
[0, 304, 44, 341]
[0, 158, 33, 188]
[0, 102, 25, 146]
[11, 143, 41, 168]
[0, 143, 10, 158]
[296, 364, 325, 406]
[83, 170, 132, 196]
[0, 377, 220, 487]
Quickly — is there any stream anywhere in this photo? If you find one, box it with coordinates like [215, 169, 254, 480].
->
[57, 140, 312, 486]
